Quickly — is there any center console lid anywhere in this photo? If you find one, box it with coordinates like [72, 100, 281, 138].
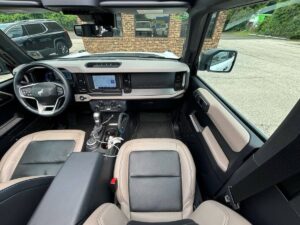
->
[28, 152, 114, 225]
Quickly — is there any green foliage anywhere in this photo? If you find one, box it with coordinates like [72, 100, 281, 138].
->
[174, 12, 189, 21]
[226, 3, 267, 31]
[258, 4, 300, 39]
[0, 12, 77, 31]
[225, 1, 300, 39]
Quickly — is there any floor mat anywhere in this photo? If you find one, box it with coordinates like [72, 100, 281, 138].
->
[132, 113, 175, 139]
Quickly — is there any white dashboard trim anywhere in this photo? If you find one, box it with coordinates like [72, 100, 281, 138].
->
[75, 89, 185, 101]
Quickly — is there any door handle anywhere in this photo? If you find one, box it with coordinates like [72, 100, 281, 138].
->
[194, 91, 209, 112]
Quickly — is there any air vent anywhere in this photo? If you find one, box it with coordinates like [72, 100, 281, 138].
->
[174, 72, 186, 91]
[85, 62, 121, 68]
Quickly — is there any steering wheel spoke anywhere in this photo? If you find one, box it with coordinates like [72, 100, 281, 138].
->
[36, 96, 64, 116]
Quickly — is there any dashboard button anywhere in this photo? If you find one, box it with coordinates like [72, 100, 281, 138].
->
[21, 88, 32, 97]
[79, 96, 87, 101]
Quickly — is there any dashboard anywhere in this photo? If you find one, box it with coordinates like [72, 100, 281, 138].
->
[17, 58, 190, 102]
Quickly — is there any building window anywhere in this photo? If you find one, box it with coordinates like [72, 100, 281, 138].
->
[94, 14, 123, 37]
[206, 12, 219, 38]
[135, 14, 169, 37]
[179, 12, 189, 38]
[113, 14, 123, 36]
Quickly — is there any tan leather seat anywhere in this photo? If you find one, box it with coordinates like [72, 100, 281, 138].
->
[0, 129, 85, 182]
[84, 138, 250, 225]
[0, 130, 85, 225]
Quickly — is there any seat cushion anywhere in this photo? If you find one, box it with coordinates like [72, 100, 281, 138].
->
[0, 130, 85, 182]
[190, 200, 251, 225]
[84, 203, 129, 225]
[83, 201, 251, 225]
[114, 138, 196, 222]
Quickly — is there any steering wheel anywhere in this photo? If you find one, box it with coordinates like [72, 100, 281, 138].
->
[13, 62, 71, 117]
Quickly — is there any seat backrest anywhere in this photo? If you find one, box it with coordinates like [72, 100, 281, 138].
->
[114, 139, 196, 223]
[0, 176, 53, 225]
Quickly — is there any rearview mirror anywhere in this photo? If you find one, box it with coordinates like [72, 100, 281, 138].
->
[199, 49, 237, 73]
[74, 24, 114, 37]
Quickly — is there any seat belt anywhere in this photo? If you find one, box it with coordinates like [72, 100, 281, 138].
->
[223, 100, 300, 210]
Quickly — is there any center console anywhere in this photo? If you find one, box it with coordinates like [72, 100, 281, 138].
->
[85, 111, 130, 154]
[89, 99, 127, 112]
[28, 152, 114, 225]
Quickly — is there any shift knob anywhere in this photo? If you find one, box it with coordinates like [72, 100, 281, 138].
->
[93, 112, 101, 127]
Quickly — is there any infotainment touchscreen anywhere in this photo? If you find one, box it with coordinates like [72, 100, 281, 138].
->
[92, 75, 117, 89]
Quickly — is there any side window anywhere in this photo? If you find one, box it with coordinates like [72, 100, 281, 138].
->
[198, 1, 300, 137]
[44, 22, 63, 32]
[135, 14, 169, 37]
[205, 12, 218, 38]
[24, 23, 46, 35]
[6, 25, 25, 38]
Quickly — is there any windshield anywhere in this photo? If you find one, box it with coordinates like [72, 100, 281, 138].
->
[0, 11, 189, 60]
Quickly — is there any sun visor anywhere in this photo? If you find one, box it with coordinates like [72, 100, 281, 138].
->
[0, 0, 50, 13]
[42, 0, 189, 14]
[99, 1, 190, 13]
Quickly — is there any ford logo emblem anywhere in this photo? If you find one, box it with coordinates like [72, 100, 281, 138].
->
[37, 89, 44, 96]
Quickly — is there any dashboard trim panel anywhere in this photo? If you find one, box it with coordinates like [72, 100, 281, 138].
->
[75, 89, 185, 101]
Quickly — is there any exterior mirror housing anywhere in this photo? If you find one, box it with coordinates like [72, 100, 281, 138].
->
[199, 49, 237, 73]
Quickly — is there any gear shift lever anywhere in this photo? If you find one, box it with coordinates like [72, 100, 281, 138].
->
[87, 112, 102, 151]
[93, 112, 101, 127]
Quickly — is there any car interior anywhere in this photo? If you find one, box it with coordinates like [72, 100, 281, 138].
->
[0, 0, 299, 225]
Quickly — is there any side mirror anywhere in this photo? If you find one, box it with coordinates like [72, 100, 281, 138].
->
[74, 24, 113, 37]
[199, 49, 237, 73]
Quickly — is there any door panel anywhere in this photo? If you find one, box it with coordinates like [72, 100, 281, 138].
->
[0, 80, 24, 156]
[201, 126, 229, 172]
[195, 88, 250, 153]
[179, 76, 264, 197]
[0, 79, 43, 158]
[0, 81, 18, 125]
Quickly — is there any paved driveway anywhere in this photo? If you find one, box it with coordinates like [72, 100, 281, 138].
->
[69, 32, 85, 54]
[199, 34, 300, 136]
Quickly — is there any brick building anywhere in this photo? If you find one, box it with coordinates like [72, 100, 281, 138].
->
[83, 12, 226, 56]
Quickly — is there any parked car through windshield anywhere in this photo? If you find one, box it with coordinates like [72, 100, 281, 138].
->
[0, 19, 72, 59]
